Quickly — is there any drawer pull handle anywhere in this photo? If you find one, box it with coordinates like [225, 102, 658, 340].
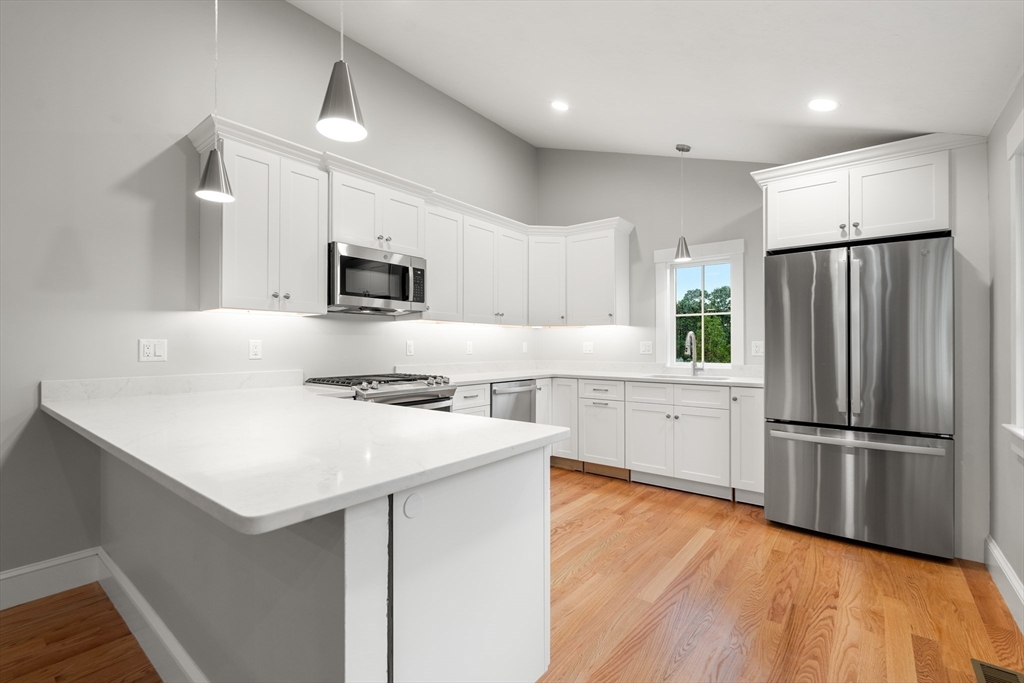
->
[463, 394, 479, 399]
[593, 388, 609, 392]
[593, 402, 609, 406]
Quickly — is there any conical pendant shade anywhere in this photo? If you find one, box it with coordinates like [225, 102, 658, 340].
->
[196, 146, 234, 203]
[317, 60, 366, 142]
[674, 235, 692, 262]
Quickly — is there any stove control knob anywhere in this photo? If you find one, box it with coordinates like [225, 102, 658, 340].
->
[360, 382, 370, 391]
[441, 377, 450, 385]
[426, 377, 436, 386]
[370, 381, 380, 390]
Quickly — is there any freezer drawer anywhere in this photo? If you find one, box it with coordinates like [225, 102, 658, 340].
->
[765, 423, 953, 558]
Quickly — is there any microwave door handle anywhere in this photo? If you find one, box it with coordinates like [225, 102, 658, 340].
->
[405, 266, 413, 303]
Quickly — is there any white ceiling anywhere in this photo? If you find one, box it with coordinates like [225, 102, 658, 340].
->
[288, 0, 1024, 164]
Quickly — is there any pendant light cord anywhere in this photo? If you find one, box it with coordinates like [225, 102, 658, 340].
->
[679, 147, 685, 236]
[214, 0, 219, 117]
[339, 1, 344, 61]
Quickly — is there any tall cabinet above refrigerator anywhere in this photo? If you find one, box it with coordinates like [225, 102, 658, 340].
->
[764, 234, 955, 558]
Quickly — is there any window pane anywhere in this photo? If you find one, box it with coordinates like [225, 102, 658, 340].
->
[676, 316, 702, 362]
[704, 314, 731, 363]
[704, 263, 731, 313]
[675, 266, 702, 314]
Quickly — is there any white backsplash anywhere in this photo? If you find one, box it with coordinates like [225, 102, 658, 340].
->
[395, 360, 764, 378]
[40, 369, 303, 402]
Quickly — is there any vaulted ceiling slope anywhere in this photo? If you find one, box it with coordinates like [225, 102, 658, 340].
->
[288, 0, 1024, 164]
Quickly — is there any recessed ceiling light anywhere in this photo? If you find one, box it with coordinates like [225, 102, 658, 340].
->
[551, 100, 569, 112]
[808, 99, 839, 112]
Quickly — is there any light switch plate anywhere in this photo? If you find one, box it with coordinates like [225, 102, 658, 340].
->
[582, 342, 594, 354]
[406, 341, 414, 356]
[640, 341, 653, 355]
[249, 340, 262, 360]
[466, 341, 473, 355]
[139, 339, 167, 362]
[522, 342, 528, 353]
[752, 341, 765, 357]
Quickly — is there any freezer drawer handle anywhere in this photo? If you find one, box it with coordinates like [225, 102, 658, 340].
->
[492, 386, 538, 395]
[769, 430, 946, 456]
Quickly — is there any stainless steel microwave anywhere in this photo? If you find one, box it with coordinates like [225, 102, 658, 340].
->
[328, 242, 426, 316]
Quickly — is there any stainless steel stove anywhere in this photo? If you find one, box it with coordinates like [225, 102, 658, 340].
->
[306, 373, 455, 410]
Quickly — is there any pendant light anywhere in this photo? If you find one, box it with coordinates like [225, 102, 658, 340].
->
[316, 1, 366, 142]
[196, 0, 234, 203]
[673, 143, 692, 262]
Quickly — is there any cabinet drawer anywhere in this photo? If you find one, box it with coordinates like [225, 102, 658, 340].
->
[579, 380, 624, 400]
[455, 404, 490, 418]
[454, 384, 490, 409]
[673, 384, 731, 409]
[625, 382, 674, 405]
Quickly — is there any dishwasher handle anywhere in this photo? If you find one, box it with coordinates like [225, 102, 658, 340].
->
[492, 385, 538, 395]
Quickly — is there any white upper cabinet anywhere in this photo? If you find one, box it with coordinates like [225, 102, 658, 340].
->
[462, 217, 500, 324]
[566, 224, 630, 325]
[730, 387, 765, 495]
[279, 158, 329, 314]
[765, 170, 850, 250]
[328, 169, 426, 257]
[754, 134, 978, 252]
[193, 130, 327, 315]
[497, 228, 529, 326]
[528, 235, 566, 326]
[849, 150, 949, 240]
[423, 206, 462, 322]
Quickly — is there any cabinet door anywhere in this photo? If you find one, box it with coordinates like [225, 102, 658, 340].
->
[766, 170, 850, 250]
[497, 228, 529, 325]
[625, 402, 674, 476]
[566, 230, 615, 325]
[382, 190, 426, 256]
[330, 171, 381, 248]
[423, 207, 462, 321]
[730, 387, 765, 494]
[849, 150, 949, 241]
[674, 406, 730, 486]
[579, 399, 625, 468]
[462, 218, 500, 324]
[528, 235, 566, 325]
[455, 405, 491, 418]
[220, 140, 281, 311]
[279, 159, 328, 314]
[551, 378, 578, 460]
[535, 378, 552, 425]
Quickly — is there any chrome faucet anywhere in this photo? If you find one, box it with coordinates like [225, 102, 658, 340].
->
[684, 331, 704, 376]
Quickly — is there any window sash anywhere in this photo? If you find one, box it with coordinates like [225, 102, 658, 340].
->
[673, 262, 731, 364]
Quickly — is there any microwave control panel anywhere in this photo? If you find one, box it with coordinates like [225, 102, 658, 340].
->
[412, 268, 425, 303]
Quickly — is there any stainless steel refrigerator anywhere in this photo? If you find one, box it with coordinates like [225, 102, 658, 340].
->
[764, 234, 954, 558]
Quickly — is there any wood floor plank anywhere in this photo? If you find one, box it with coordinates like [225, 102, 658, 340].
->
[883, 596, 917, 683]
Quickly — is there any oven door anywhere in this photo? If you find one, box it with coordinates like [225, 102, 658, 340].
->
[367, 394, 454, 412]
[329, 242, 426, 313]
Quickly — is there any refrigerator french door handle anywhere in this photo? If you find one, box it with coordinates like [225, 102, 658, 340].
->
[835, 253, 848, 414]
[850, 258, 862, 415]
[768, 430, 947, 456]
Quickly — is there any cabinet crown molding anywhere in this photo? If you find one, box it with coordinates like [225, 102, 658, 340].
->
[323, 152, 435, 199]
[187, 115, 322, 167]
[750, 132, 985, 187]
[428, 193, 530, 232]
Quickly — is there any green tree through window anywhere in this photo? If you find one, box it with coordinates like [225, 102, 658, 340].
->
[675, 263, 731, 364]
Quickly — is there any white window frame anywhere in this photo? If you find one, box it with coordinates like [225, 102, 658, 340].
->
[1005, 109, 1024, 453]
[655, 239, 745, 369]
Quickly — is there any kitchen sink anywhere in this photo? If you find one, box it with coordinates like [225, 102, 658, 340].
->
[644, 374, 733, 381]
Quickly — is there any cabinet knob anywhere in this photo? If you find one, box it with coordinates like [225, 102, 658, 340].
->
[426, 305, 430, 310]
[271, 292, 280, 298]
[839, 224, 847, 230]
[665, 413, 671, 419]
[732, 396, 738, 402]
[608, 313, 613, 317]
[500, 313, 505, 317]
[386, 236, 392, 242]
[674, 415, 680, 419]
[560, 315, 565, 319]
[377, 235, 384, 241]
[538, 386, 543, 391]
[852, 222, 860, 228]
[283, 293, 291, 300]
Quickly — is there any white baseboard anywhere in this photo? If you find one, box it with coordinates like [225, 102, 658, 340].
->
[0, 547, 207, 683]
[985, 535, 1024, 632]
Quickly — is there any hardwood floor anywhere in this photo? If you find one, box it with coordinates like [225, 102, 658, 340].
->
[0, 582, 160, 683]
[543, 468, 1024, 683]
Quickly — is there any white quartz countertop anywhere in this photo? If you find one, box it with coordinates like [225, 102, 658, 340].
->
[446, 370, 764, 388]
[41, 385, 569, 535]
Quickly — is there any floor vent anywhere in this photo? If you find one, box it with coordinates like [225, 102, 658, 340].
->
[972, 659, 1024, 683]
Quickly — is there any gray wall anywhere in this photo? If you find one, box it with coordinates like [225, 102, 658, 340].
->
[0, 0, 539, 572]
[986, 76, 1024, 595]
[534, 149, 772, 364]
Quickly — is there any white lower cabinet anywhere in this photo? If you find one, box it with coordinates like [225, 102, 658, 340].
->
[674, 406, 731, 487]
[535, 378, 552, 425]
[729, 387, 765, 495]
[551, 378, 578, 460]
[625, 402, 673, 475]
[579, 398, 624, 468]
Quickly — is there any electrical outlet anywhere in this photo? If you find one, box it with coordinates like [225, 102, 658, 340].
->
[406, 340, 415, 356]
[582, 342, 594, 354]
[138, 339, 167, 362]
[249, 340, 262, 360]
[640, 341, 653, 355]
[522, 342, 528, 353]
[466, 341, 473, 355]
[752, 341, 765, 357]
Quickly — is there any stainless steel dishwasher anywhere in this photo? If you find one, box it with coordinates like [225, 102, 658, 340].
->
[491, 379, 537, 422]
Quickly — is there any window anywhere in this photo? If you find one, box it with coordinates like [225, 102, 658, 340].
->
[674, 262, 731, 363]
[1008, 108, 1024, 441]
[654, 239, 745, 368]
